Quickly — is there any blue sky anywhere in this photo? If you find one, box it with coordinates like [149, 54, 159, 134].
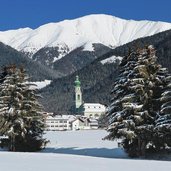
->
[0, 0, 170, 30]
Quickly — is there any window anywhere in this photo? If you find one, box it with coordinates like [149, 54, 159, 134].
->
[77, 94, 80, 100]
[95, 114, 99, 118]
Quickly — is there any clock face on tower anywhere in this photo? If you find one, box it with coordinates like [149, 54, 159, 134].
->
[76, 87, 81, 93]
[76, 87, 80, 91]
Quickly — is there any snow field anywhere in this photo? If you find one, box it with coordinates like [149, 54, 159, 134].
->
[0, 130, 171, 171]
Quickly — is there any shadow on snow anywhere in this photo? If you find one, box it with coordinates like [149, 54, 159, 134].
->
[42, 147, 127, 159]
[41, 147, 171, 161]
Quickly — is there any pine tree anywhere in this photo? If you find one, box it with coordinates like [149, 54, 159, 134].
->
[0, 65, 47, 151]
[154, 68, 171, 149]
[105, 46, 164, 157]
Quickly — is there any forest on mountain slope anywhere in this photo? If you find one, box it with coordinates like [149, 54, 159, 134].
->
[40, 29, 171, 113]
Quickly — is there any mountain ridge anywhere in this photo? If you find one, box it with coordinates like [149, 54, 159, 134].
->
[0, 14, 171, 57]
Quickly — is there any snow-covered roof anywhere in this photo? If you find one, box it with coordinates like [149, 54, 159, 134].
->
[46, 115, 76, 122]
[70, 118, 85, 123]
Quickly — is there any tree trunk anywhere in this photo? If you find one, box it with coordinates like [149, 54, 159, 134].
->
[138, 138, 146, 156]
[141, 140, 146, 156]
[10, 135, 15, 151]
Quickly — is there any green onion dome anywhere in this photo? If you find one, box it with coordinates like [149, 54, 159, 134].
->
[75, 75, 81, 87]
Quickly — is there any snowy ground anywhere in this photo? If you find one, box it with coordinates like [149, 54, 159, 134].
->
[0, 130, 171, 171]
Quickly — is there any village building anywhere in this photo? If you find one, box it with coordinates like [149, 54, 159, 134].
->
[45, 115, 76, 131]
[71, 117, 90, 130]
[74, 76, 106, 119]
[81, 103, 106, 119]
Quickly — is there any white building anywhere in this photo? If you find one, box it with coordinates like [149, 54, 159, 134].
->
[71, 118, 86, 130]
[71, 117, 91, 130]
[45, 115, 76, 131]
[82, 103, 106, 119]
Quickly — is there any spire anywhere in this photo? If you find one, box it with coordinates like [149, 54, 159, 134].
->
[74, 75, 82, 112]
[75, 75, 81, 87]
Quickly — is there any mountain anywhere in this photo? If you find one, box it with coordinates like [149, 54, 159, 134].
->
[32, 43, 112, 76]
[1, 14, 171, 113]
[1, 14, 171, 57]
[1, 14, 171, 78]
[0, 42, 63, 81]
[40, 29, 171, 113]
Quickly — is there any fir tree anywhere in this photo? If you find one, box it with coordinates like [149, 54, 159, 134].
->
[0, 65, 47, 151]
[105, 46, 165, 157]
[154, 68, 171, 149]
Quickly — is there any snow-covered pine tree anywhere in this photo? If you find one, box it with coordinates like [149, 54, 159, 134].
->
[0, 66, 25, 150]
[0, 65, 47, 151]
[104, 49, 145, 157]
[154, 68, 171, 149]
[105, 46, 163, 157]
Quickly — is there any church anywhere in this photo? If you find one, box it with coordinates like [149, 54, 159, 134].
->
[74, 75, 106, 119]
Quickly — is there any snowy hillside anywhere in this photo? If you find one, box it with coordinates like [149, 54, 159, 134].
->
[0, 14, 171, 56]
[30, 80, 51, 89]
[100, 55, 123, 64]
[0, 130, 171, 171]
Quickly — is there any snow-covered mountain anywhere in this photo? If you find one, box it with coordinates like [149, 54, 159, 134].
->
[0, 14, 171, 56]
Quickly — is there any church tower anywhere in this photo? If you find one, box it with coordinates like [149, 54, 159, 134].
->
[75, 75, 82, 112]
